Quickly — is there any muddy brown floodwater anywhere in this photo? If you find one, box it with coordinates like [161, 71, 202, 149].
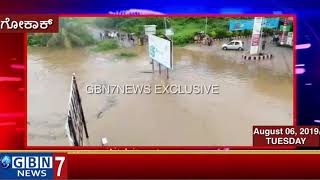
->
[28, 43, 293, 146]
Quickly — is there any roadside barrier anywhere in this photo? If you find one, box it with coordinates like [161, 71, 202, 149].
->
[242, 54, 273, 60]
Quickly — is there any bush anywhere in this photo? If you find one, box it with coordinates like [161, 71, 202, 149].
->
[238, 31, 245, 36]
[263, 28, 274, 36]
[156, 29, 165, 37]
[173, 27, 199, 45]
[173, 33, 194, 45]
[209, 31, 217, 38]
[244, 29, 252, 36]
[226, 31, 233, 37]
[28, 34, 51, 46]
[214, 28, 228, 38]
[94, 39, 119, 51]
[232, 31, 240, 37]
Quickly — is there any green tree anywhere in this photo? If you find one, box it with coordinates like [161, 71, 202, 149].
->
[28, 18, 95, 48]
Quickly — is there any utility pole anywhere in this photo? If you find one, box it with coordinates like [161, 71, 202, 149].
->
[205, 17, 208, 36]
[164, 17, 167, 32]
[163, 17, 172, 80]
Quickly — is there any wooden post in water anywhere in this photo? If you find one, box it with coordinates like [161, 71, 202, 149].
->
[159, 63, 161, 74]
[166, 68, 169, 79]
[152, 59, 154, 73]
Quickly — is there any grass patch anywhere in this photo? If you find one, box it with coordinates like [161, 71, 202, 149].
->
[116, 51, 137, 58]
[94, 39, 119, 52]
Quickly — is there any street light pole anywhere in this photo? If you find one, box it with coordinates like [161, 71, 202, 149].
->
[205, 17, 208, 36]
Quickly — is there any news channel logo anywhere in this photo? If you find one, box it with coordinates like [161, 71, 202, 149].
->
[0, 155, 11, 168]
[0, 153, 54, 179]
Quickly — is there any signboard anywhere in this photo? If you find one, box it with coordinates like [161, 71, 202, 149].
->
[148, 35, 173, 69]
[66, 73, 89, 146]
[144, 25, 156, 35]
[229, 19, 254, 31]
[251, 34, 260, 46]
[280, 24, 292, 31]
[286, 32, 293, 46]
[250, 17, 263, 55]
[263, 18, 280, 29]
[280, 18, 288, 45]
[229, 18, 280, 31]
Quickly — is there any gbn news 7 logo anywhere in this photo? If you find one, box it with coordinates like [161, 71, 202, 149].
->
[0, 153, 65, 179]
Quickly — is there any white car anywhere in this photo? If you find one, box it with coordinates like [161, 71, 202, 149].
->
[222, 40, 244, 51]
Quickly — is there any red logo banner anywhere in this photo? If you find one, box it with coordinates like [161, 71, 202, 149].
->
[0, 15, 59, 33]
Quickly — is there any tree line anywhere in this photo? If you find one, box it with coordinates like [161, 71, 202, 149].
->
[28, 17, 259, 47]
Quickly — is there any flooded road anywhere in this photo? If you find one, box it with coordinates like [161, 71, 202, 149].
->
[28, 44, 293, 146]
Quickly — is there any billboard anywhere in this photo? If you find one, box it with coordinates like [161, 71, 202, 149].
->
[280, 18, 288, 45]
[286, 32, 293, 46]
[229, 19, 254, 31]
[148, 35, 172, 69]
[229, 18, 280, 31]
[264, 18, 280, 29]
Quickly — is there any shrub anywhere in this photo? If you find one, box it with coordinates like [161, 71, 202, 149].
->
[210, 31, 217, 38]
[94, 39, 119, 51]
[173, 27, 198, 45]
[238, 31, 245, 36]
[232, 31, 240, 37]
[28, 34, 51, 47]
[173, 33, 194, 45]
[214, 28, 228, 38]
[263, 28, 274, 36]
[244, 29, 252, 36]
[226, 31, 233, 37]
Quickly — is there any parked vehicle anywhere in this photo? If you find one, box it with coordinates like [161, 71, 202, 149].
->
[222, 40, 244, 51]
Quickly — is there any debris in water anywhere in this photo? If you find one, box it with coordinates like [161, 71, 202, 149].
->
[101, 137, 108, 146]
[139, 71, 153, 73]
[96, 96, 117, 119]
